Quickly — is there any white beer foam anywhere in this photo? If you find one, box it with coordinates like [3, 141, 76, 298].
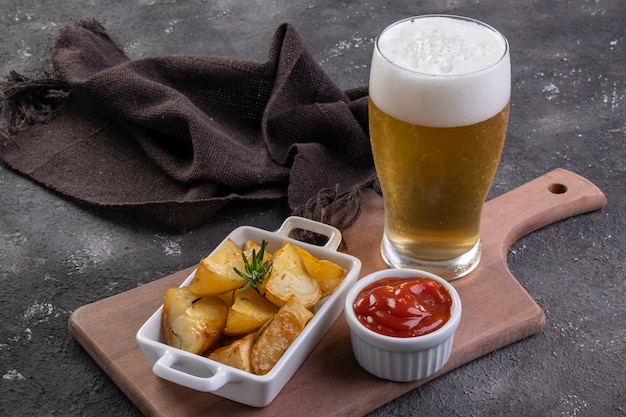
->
[369, 16, 510, 127]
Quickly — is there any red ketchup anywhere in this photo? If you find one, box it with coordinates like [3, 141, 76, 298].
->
[353, 277, 452, 338]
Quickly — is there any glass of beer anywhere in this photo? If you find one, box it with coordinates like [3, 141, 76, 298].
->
[369, 15, 510, 280]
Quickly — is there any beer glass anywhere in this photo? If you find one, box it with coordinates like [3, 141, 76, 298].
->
[369, 15, 510, 280]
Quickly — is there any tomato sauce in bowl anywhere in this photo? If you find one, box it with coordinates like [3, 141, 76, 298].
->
[352, 277, 452, 338]
[344, 268, 461, 382]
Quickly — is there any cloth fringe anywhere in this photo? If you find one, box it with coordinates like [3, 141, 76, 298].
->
[0, 71, 70, 137]
[292, 178, 379, 245]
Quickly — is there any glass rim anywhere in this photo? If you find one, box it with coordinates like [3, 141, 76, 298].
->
[375, 14, 510, 78]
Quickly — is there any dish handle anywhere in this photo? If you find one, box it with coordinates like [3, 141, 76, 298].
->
[276, 216, 343, 251]
[152, 349, 232, 392]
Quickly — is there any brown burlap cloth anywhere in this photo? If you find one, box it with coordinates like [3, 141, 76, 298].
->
[0, 19, 377, 231]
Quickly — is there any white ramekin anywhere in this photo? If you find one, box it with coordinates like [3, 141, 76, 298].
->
[344, 268, 462, 382]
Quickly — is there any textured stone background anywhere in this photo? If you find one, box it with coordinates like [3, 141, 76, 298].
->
[1, 0, 624, 416]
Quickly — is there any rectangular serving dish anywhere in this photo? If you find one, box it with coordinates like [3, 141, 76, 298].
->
[136, 216, 362, 407]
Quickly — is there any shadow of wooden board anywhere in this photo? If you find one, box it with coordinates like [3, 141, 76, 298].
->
[69, 168, 606, 417]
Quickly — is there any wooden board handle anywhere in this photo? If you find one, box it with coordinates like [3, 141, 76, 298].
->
[482, 168, 608, 257]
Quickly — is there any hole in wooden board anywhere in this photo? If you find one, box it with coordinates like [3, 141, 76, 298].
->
[548, 183, 568, 194]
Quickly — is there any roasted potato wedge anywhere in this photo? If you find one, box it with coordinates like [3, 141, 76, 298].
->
[258, 242, 322, 309]
[243, 240, 273, 263]
[293, 245, 347, 297]
[215, 290, 235, 307]
[162, 287, 228, 355]
[223, 288, 278, 336]
[189, 238, 247, 296]
[207, 332, 256, 373]
[251, 295, 313, 375]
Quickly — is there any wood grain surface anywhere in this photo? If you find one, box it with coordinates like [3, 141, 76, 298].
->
[68, 168, 606, 417]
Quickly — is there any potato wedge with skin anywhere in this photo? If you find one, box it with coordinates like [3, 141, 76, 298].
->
[162, 287, 228, 355]
[189, 238, 247, 296]
[207, 332, 256, 373]
[251, 295, 314, 375]
[258, 242, 322, 309]
[223, 287, 278, 337]
[293, 245, 347, 297]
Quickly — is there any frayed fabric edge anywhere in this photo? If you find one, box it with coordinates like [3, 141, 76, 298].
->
[292, 177, 380, 245]
[0, 70, 70, 138]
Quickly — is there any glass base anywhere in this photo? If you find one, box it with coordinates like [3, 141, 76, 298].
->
[380, 234, 482, 281]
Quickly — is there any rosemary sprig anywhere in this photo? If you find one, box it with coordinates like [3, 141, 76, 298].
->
[234, 240, 272, 291]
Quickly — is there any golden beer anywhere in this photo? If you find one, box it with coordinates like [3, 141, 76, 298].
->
[369, 15, 511, 279]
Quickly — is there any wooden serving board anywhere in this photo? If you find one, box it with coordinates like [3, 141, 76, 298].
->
[69, 168, 606, 417]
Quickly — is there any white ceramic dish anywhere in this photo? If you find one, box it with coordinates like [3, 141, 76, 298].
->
[136, 216, 362, 407]
[344, 268, 461, 382]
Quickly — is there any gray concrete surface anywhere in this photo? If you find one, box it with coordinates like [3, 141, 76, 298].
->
[1, 0, 624, 416]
